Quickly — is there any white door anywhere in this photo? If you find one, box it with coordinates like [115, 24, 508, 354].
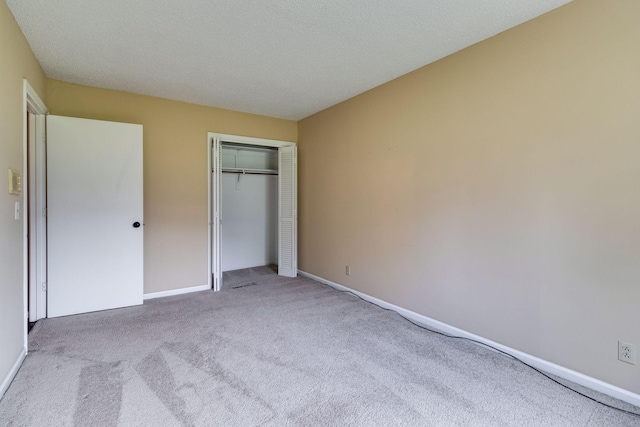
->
[211, 137, 222, 291]
[278, 145, 297, 277]
[47, 115, 144, 317]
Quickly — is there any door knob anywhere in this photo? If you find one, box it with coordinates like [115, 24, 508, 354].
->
[133, 222, 141, 228]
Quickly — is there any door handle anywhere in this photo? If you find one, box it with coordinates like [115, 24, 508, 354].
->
[133, 222, 141, 228]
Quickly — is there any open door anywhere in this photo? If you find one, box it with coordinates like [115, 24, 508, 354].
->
[278, 145, 297, 277]
[47, 116, 144, 317]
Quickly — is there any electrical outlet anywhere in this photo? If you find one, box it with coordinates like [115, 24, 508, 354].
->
[618, 341, 636, 365]
[345, 265, 351, 276]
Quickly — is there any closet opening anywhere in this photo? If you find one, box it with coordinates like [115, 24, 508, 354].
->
[208, 133, 297, 292]
[220, 143, 278, 290]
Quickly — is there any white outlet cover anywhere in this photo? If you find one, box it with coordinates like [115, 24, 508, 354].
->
[618, 341, 636, 365]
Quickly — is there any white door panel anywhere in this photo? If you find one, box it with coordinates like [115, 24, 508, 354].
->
[278, 145, 297, 277]
[212, 137, 222, 291]
[47, 115, 143, 317]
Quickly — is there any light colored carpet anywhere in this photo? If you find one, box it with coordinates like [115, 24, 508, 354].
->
[222, 265, 278, 291]
[1, 270, 639, 426]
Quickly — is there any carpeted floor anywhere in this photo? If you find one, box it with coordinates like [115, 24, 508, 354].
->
[221, 265, 278, 291]
[1, 269, 639, 426]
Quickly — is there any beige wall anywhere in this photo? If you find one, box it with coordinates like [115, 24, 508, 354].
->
[3, 0, 638, 399]
[298, 0, 640, 394]
[47, 79, 297, 294]
[0, 1, 47, 388]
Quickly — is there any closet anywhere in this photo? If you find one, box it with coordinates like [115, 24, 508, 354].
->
[221, 144, 278, 272]
[209, 134, 297, 291]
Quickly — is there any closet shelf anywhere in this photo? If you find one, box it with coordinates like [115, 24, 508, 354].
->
[222, 167, 278, 175]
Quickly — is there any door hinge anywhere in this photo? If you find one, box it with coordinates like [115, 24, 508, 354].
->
[41, 282, 47, 292]
[42, 208, 47, 218]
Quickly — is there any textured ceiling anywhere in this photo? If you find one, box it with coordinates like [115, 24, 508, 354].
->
[7, 0, 571, 120]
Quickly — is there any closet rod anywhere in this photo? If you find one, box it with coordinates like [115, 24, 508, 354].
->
[221, 167, 278, 176]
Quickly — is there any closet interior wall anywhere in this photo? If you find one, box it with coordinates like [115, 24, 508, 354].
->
[221, 144, 278, 272]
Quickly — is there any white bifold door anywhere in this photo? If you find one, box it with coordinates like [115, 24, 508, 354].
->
[277, 146, 297, 277]
[47, 115, 144, 318]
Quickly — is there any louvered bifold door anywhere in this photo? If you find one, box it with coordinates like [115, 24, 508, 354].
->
[278, 145, 297, 277]
[212, 137, 223, 290]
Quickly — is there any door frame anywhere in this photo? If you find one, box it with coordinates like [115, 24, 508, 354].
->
[22, 79, 48, 339]
[207, 132, 296, 291]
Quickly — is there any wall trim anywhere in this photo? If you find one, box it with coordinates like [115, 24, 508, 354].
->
[0, 347, 26, 400]
[143, 284, 210, 301]
[298, 270, 640, 409]
[22, 79, 48, 356]
[26, 112, 48, 323]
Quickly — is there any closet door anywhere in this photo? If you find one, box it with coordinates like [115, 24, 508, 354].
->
[278, 145, 297, 277]
[212, 137, 222, 290]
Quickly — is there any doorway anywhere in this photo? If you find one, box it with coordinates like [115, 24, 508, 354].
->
[23, 80, 48, 332]
[208, 133, 297, 292]
[22, 84, 145, 325]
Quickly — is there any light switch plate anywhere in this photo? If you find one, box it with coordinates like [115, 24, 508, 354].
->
[8, 169, 22, 195]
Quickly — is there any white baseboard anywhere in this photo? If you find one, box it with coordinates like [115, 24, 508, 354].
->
[298, 270, 640, 409]
[143, 284, 210, 301]
[0, 347, 27, 401]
